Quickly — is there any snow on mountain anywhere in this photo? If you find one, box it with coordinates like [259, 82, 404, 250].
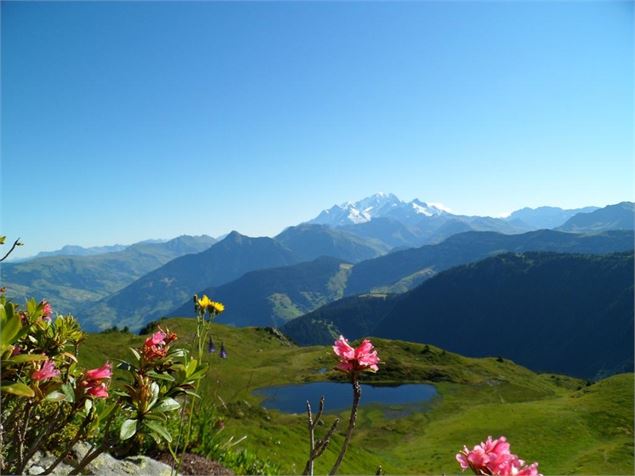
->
[308, 193, 449, 227]
[409, 199, 447, 217]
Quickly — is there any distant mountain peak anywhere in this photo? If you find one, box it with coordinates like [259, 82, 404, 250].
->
[307, 193, 449, 227]
[224, 230, 246, 241]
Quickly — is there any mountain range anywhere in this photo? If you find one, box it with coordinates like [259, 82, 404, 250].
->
[507, 205, 599, 229]
[169, 256, 353, 328]
[306, 194, 631, 249]
[1, 235, 216, 313]
[3, 194, 633, 363]
[31, 243, 129, 259]
[78, 223, 401, 331]
[307, 193, 609, 230]
[80, 232, 300, 331]
[283, 251, 634, 380]
[343, 229, 634, 295]
[148, 228, 634, 335]
[308, 193, 447, 226]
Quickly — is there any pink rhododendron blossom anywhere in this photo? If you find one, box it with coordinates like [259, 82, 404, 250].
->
[142, 327, 177, 361]
[332, 336, 380, 374]
[456, 436, 542, 476]
[143, 330, 167, 360]
[86, 382, 109, 399]
[81, 361, 112, 399]
[146, 330, 167, 346]
[85, 362, 112, 381]
[41, 300, 53, 321]
[32, 359, 60, 381]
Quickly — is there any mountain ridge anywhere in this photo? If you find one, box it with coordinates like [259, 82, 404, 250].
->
[284, 251, 635, 380]
[558, 202, 634, 232]
[80, 231, 301, 331]
[344, 229, 635, 295]
[1, 234, 217, 313]
[169, 256, 353, 328]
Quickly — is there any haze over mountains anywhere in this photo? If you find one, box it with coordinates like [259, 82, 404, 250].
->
[1, 193, 633, 380]
[82, 232, 301, 330]
[1, 235, 216, 313]
[507, 206, 598, 229]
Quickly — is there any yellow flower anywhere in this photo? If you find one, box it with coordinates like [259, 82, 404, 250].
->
[196, 294, 213, 310]
[195, 294, 224, 315]
[210, 301, 225, 314]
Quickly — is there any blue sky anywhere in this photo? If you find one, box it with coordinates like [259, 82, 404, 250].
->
[2, 1, 633, 257]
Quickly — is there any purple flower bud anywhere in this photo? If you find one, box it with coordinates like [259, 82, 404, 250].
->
[207, 337, 216, 353]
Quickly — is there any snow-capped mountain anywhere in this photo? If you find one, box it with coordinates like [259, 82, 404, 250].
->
[308, 193, 449, 227]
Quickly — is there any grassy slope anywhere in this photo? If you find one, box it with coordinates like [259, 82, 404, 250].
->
[79, 318, 634, 475]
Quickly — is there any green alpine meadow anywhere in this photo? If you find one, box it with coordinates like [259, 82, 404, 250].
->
[76, 319, 634, 474]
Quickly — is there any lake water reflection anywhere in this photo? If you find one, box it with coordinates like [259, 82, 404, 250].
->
[254, 382, 437, 416]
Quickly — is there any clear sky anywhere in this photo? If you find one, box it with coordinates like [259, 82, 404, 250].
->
[2, 1, 633, 258]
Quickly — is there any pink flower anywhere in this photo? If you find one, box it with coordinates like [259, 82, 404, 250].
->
[41, 300, 53, 321]
[142, 327, 177, 361]
[456, 436, 542, 476]
[80, 361, 112, 399]
[32, 359, 60, 382]
[86, 382, 109, 399]
[85, 362, 112, 381]
[146, 330, 166, 347]
[332, 336, 380, 374]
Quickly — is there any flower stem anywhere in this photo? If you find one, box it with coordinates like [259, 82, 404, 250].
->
[329, 374, 361, 476]
[174, 312, 209, 475]
[43, 409, 93, 474]
[68, 410, 117, 476]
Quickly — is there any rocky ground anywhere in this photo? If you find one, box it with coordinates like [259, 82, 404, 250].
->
[26, 443, 231, 475]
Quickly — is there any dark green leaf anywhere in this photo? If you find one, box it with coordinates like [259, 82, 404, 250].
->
[61, 383, 75, 403]
[146, 371, 175, 382]
[185, 358, 198, 377]
[144, 420, 172, 443]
